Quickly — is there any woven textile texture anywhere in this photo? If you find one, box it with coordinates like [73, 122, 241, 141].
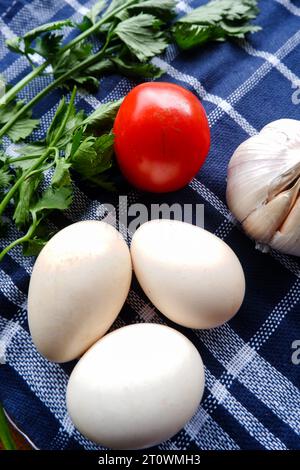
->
[0, 0, 300, 451]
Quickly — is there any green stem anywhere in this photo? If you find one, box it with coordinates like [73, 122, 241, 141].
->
[0, 405, 17, 450]
[0, 149, 51, 218]
[0, 0, 136, 108]
[59, 0, 136, 53]
[0, 45, 110, 140]
[7, 153, 43, 164]
[0, 212, 38, 262]
[51, 88, 77, 146]
[0, 63, 47, 107]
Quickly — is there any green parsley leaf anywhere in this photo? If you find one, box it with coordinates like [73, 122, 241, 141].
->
[16, 144, 47, 157]
[8, 144, 46, 170]
[7, 117, 40, 143]
[111, 55, 163, 79]
[46, 97, 68, 145]
[53, 41, 93, 74]
[173, 0, 261, 50]
[0, 100, 24, 124]
[81, 99, 123, 130]
[0, 100, 40, 142]
[22, 237, 47, 256]
[22, 222, 54, 256]
[13, 173, 42, 228]
[114, 13, 168, 62]
[71, 133, 114, 179]
[0, 167, 11, 193]
[51, 158, 72, 188]
[34, 33, 63, 60]
[32, 186, 73, 214]
[23, 20, 73, 43]
[52, 41, 102, 90]
[6, 20, 73, 58]
[129, 0, 176, 22]
[84, 58, 115, 76]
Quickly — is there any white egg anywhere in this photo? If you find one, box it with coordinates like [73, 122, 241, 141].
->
[67, 323, 204, 449]
[28, 221, 132, 363]
[131, 220, 245, 329]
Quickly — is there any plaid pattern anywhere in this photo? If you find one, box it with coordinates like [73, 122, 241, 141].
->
[0, 0, 300, 451]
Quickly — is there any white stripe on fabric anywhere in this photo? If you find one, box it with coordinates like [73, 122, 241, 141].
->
[275, 0, 300, 15]
[241, 353, 300, 435]
[249, 279, 300, 349]
[189, 369, 287, 450]
[186, 409, 240, 450]
[2, 57, 31, 83]
[0, 316, 70, 422]
[270, 250, 300, 278]
[152, 57, 258, 136]
[214, 219, 235, 239]
[64, 0, 89, 16]
[0, 321, 21, 364]
[209, 30, 300, 126]
[198, 318, 300, 435]
[239, 39, 300, 87]
[189, 179, 236, 221]
[0, 18, 15, 39]
[211, 374, 286, 450]
[0, 269, 27, 308]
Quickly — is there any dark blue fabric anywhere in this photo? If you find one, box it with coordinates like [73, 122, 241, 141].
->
[0, 0, 300, 450]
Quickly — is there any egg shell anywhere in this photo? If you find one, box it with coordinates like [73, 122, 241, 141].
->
[130, 220, 245, 329]
[28, 221, 132, 363]
[66, 323, 205, 449]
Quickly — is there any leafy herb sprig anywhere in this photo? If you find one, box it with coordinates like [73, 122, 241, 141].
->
[173, 0, 261, 50]
[0, 88, 122, 260]
[0, 0, 261, 143]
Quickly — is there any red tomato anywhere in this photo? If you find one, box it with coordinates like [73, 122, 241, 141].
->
[113, 82, 210, 193]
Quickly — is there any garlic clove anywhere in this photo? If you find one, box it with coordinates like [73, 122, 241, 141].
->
[268, 161, 300, 200]
[270, 197, 300, 257]
[227, 157, 289, 222]
[242, 189, 298, 244]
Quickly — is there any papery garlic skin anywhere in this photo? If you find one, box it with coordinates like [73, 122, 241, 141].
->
[226, 119, 300, 257]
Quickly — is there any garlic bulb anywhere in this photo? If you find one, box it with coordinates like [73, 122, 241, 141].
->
[226, 119, 300, 257]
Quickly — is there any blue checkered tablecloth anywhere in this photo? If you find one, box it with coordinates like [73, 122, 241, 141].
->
[0, 0, 299, 451]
